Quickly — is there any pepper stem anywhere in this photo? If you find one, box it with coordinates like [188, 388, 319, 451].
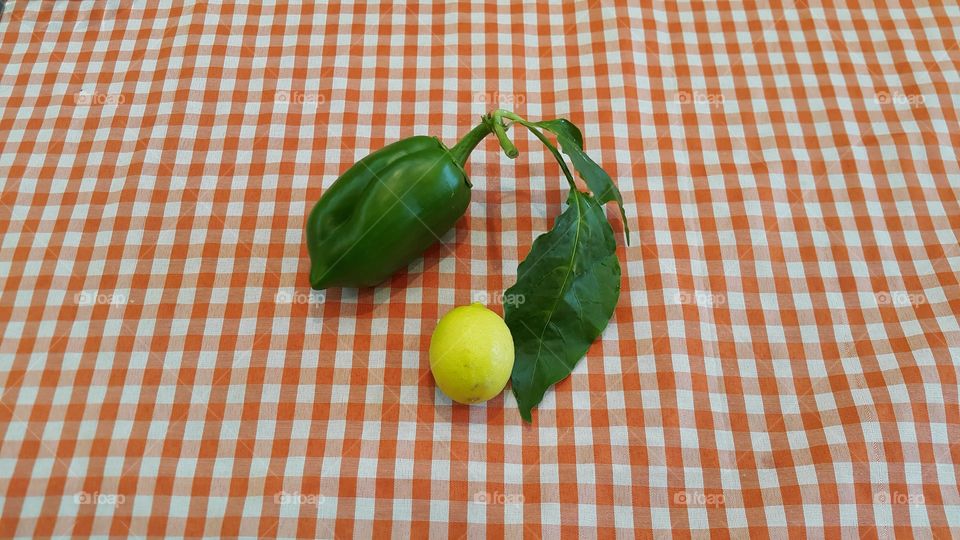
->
[447, 117, 494, 167]
[490, 110, 519, 159]
[448, 111, 527, 166]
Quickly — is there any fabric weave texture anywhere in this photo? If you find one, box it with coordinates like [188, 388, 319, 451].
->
[1, 1, 958, 537]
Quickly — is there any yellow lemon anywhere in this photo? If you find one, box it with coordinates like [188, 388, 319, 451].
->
[429, 302, 515, 404]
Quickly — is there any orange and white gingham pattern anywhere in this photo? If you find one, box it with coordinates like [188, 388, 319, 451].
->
[1, 0, 958, 537]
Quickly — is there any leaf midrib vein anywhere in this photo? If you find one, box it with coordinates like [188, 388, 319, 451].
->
[525, 192, 584, 394]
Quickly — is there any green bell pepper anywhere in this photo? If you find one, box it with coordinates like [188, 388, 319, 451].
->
[307, 115, 503, 289]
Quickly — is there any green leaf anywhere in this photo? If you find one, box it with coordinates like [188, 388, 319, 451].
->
[494, 111, 626, 422]
[504, 189, 621, 422]
[535, 120, 630, 243]
[534, 119, 583, 149]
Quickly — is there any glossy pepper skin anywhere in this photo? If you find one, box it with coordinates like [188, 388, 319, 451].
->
[307, 135, 472, 289]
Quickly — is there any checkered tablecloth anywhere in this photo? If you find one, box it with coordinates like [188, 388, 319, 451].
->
[2, 0, 959, 537]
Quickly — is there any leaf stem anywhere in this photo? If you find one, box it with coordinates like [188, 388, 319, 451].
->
[492, 110, 579, 192]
